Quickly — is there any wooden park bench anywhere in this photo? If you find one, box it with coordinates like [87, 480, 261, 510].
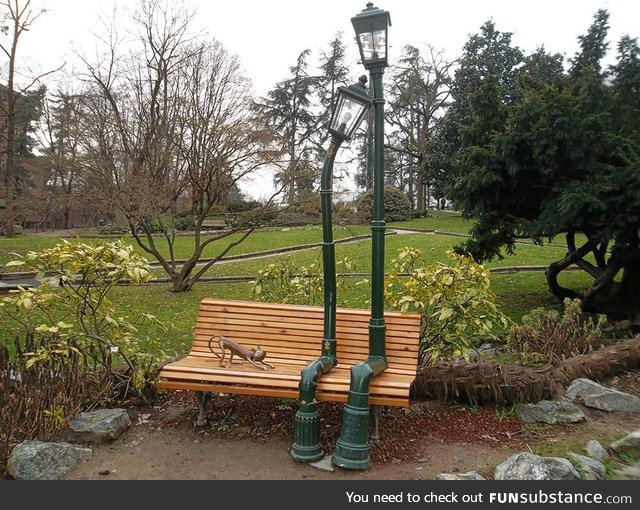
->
[201, 219, 227, 230]
[157, 299, 422, 423]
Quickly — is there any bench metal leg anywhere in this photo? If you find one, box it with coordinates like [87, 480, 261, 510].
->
[369, 406, 391, 441]
[194, 391, 212, 427]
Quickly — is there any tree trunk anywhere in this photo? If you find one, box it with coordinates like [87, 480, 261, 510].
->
[416, 171, 424, 212]
[411, 338, 640, 405]
[171, 274, 192, 293]
[3, 25, 18, 238]
[617, 259, 640, 303]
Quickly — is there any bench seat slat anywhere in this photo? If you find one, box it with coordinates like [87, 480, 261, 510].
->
[160, 357, 416, 384]
[182, 352, 418, 376]
[158, 369, 413, 399]
[188, 343, 419, 361]
[155, 381, 408, 406]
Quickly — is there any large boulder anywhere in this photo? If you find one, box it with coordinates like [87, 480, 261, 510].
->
[567, 453, 606, 480]
[67, 408, 131, 444]
[610, 430, 640, 456]
[494, 452, 580, 480]
[613, 463, 640, 480]
[8, 441, 92, 480]
[565, 378, 640, 412]
[517, 400, 585, 424]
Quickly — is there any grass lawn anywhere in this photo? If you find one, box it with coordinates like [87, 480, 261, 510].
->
[101, 267, 583, 360]
[188, 232, 568, 279]
[389, 211, 473, 234]
[1, 223, 596, 360]
[0, 225, 369, 268]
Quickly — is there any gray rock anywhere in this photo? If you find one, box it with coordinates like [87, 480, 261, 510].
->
[435, 471, 486, 480]
[67, 408, 131, 444]
[568, 453, 606, 480]
[8, 441, 92, 480]
[566, 378, 640, 412]
[517, 400, 586, 424]
[310, 455, 335, 472]
[495, 452, 580, 480]
[585, 440, 610, 461]
[610, 430, 640, 456]
[613, 462, 640, 480]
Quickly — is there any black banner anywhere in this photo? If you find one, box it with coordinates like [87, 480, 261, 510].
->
[2, 480, 639, 510]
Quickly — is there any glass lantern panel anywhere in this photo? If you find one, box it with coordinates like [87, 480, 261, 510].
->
[358, 29, 386, 62]
[332, 96, 366, 138]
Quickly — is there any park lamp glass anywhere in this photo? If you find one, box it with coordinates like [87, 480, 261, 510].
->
[328, 76, 372, 142]
[351, 2, 391, 69]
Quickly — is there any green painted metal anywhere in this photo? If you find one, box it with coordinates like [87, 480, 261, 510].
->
[332, 3, 390, 470]
[329, 76, 371, 142]
[351, 2, 392, 69]
[291, 137, 342, 462]
[291, 75, 372, 462]
[331, 356, 386, 469]
[369, 66, 387, 360]
[291, 356, 336, 461]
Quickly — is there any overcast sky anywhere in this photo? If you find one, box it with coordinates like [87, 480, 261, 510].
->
[15, 0, 640, 96]
[7, 0, 640, 199]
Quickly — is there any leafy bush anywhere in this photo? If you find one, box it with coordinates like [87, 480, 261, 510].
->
[3, 240, 164, 398]
[333, 202, 359, 225]
[139, 214, 195, 233]
[270, 211, 321, 227]
[252, 256, 356, 306]
[1, 240, 166, 479]
[384, 247, 509, 364]
[172, 214, 194, 231]
[357, 186, 412, 223]
[508, 298, 606, 365]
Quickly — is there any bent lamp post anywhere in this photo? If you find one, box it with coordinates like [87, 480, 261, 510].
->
[291, 76, 372, 462]
[333, 2, 391, 470]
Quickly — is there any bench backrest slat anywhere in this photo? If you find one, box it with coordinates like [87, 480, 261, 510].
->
[190, 299, 421, 373]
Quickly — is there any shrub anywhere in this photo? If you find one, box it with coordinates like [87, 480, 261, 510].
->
[2, 240, 165, 398]
[356, 186, 412, 223]
[0, 337, 106, 479]
[333, 202, 359, 225]
[252, 256, 356, 307]
[383, 247, 509, 365]
[172, 214, 194, 231]
[1, 240, 165, 478]
[138, 214, 194, 233]
[508, 298, 606, 365]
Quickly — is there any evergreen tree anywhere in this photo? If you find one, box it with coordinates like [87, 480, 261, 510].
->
[447, 10, 640, 314]
[259, 50, 320, 204]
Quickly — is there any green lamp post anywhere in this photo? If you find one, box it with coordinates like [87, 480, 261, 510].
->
[332, 1, 391, 471]
[291, 76, 372, 462]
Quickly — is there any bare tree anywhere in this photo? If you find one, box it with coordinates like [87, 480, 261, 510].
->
[79, 0, 281, 292]
[386, 45, 455, 210]
[34, 83, 87, 229]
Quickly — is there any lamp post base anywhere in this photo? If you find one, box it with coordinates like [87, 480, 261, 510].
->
[331, 402, 372, 470]
[332, 442, 372, 470]
[291, 409, 324, 462]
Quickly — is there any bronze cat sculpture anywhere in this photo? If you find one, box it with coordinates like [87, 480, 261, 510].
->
[208, 335, 274, 371]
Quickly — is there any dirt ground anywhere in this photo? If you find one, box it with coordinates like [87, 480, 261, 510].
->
[65, 371, 640, 480]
